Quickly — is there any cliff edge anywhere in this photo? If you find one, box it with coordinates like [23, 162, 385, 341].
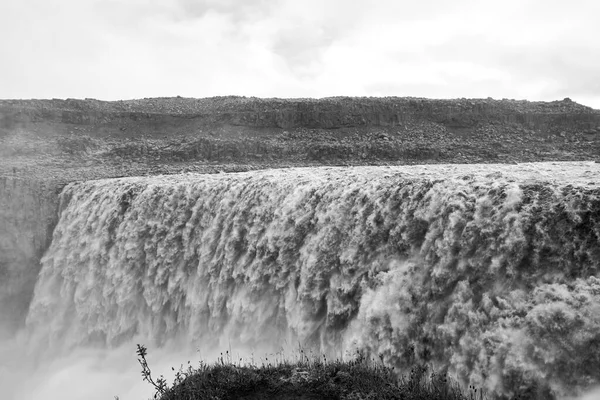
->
[1, 96, 600, 183]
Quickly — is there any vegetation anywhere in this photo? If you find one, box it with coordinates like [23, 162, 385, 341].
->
[135, 344, 486, 400]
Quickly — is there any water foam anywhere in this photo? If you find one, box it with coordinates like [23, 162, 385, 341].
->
[5, 162, 600, 399]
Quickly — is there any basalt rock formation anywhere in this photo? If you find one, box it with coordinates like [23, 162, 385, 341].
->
[0, 177, 59, 338]
[2, 96, 600, 129]
[1, 97, 600, 183]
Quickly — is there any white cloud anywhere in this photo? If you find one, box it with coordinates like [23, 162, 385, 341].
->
[0, 0, 599, 108]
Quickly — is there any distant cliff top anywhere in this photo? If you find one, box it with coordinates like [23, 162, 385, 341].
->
[2, 96, 600, 184]
[1, 96, 598, 116]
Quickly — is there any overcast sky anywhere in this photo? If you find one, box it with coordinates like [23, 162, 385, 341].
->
[1, 0, 599, 108]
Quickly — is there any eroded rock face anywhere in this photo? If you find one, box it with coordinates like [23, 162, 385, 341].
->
[1, 96, 599, 130]
[0, 178, 59, 338]
[1, 97, 599, 174]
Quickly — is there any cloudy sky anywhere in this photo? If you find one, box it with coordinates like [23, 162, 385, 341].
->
[1, 0, 599, 108]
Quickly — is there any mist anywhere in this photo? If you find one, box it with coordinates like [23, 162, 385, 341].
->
[1, 163, 600, 399]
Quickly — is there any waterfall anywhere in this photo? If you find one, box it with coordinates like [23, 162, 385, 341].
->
[17, 163, 600, 398]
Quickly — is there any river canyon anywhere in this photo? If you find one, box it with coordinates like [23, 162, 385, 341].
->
[2, 97, 600, 399]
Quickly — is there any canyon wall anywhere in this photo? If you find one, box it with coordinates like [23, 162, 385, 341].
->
[2, 97, 600, 135]
[2, 97, 600, 172]
[0, 178, 59, 338]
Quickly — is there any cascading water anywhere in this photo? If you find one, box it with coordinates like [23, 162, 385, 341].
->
[4, 162, 600, 399]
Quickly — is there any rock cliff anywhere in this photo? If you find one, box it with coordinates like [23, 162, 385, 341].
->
[2, 96, 599, 130]
[1, 97, 599, 178]
[0, 177, 59, 337]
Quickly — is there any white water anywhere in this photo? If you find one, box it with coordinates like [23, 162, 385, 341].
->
[3, 162, 600, 399]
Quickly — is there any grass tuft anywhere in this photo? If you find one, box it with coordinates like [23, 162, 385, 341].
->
[136, 344, 486, 400]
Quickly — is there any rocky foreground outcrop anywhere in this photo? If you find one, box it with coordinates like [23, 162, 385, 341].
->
[0, 96, 599, 336]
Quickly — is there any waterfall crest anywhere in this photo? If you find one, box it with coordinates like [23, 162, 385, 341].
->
[25, 164, 600, 398]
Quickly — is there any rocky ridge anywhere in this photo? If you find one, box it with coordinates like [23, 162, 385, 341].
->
[1, 96, 600, 184]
